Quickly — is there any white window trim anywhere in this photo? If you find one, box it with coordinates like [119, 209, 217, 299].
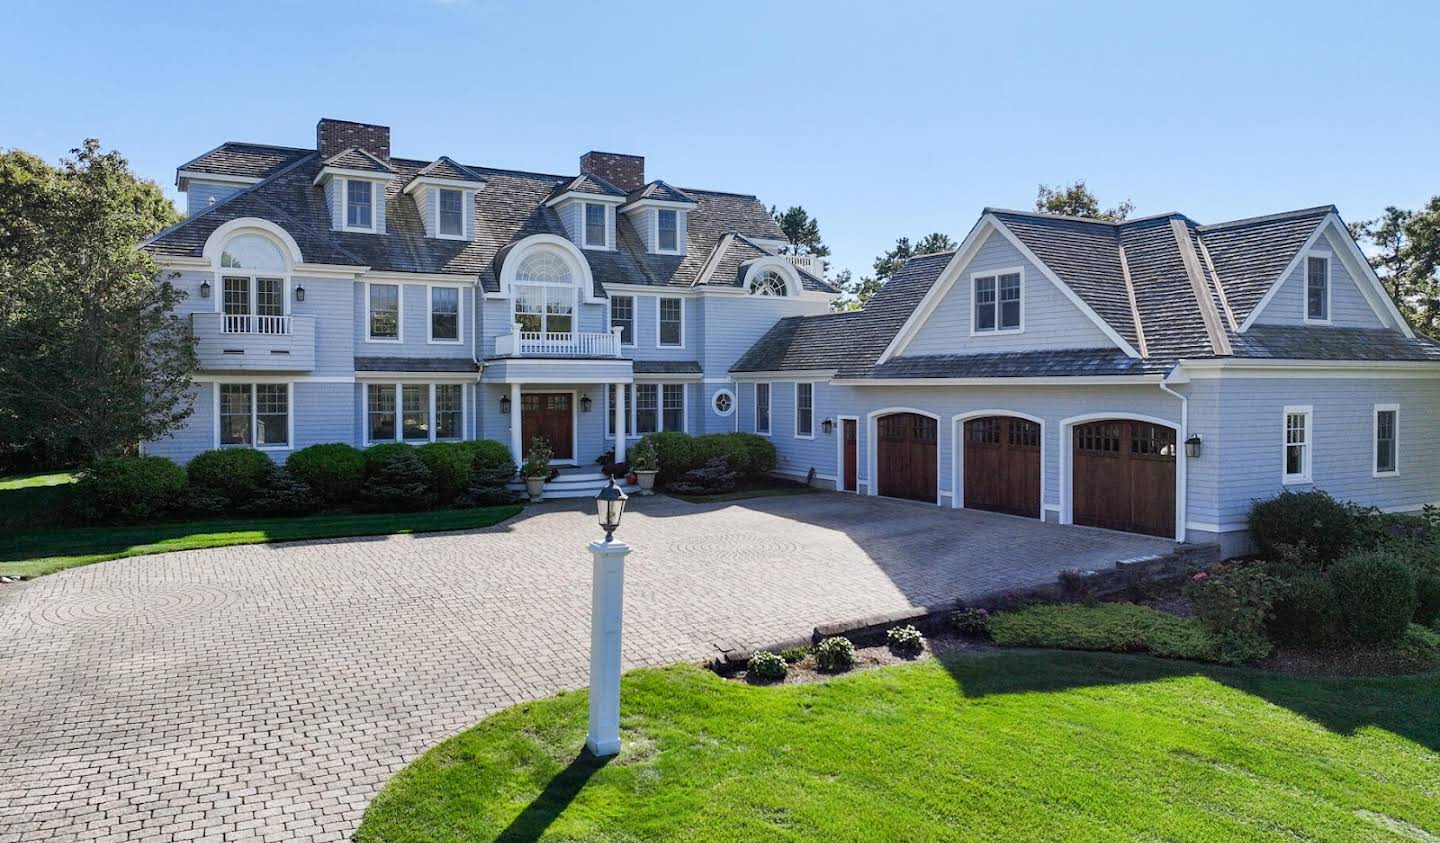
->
[605, 384, 632, 441]
[364, 382, 469, 446]
[426, 283, 465, 345]
[656, 296, 685, 348]
[794, 382, 815, 440]
[654, 209, 682, 255]
[434, 187, 469, 240]
[608, 295, 636, 347]
[212, 382, 294, 451]
[754, 382, 771, 436]
[662, 383, 688, 434]
[1282, 404, 1313, 485]
[1302, 251, 1332, 324]
[712, 387, 736, 417]
[582, 202, 611, 250]
[512, 282, 579, 336]
[214, 272, 290, 317]
[364, 282, 404, 343]
[343, 179, 378, 233]
[970, 267, 1025, 335]
[1373, 403, 1399, 478]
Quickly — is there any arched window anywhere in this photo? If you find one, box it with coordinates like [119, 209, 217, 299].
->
[218, 234, 289, 334]
[512, 249, 576, 335]
[749, 269, 789, 297]
[220, 234, 287, 272]
[515, 251, 573, 286]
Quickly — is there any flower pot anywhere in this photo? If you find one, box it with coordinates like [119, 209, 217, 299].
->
[524, 476, 546, 502]
[634, 469, 658, 496]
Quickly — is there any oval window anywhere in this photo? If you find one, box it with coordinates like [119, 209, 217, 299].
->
[712, 389, 735, 417]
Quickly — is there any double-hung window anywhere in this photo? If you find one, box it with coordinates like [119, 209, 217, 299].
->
[221, 276, 285, 334]
[662, 385, 685, 432]
[610, 295, 634, 345]
[346, 180, 374, 230]
[513, 285, 574, 334]
[218, 383, 290, 449]
[368, 283, 400, 341]
[437, 188, 464, 237]
[607, 385, 632, 439]
[429, 286, 460, 343]
[658, 297, 683, 347]
[367, 383, 465, 444]
[635, 384, 659, 434]
[755, 383, 771, 434]
[627, 384, 684, 435]
[657, 209, 678, 252]
[1283, 405, 1313, 484]
[794, 382, 814, 438]
[401, 385, 429, 441]
[584, 202, 607, 248]
[974, 272, 1022, 333]
[1305, 255, 1329, 322]
[1374, 404, 1398, 476]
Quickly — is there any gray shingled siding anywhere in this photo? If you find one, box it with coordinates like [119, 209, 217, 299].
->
[1251, 229, 1384, 329]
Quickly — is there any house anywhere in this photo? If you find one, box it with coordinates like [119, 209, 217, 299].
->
[141, 118, 837, 494]
[142, 117, 1440, 556]
[728, 206, 1440, 555]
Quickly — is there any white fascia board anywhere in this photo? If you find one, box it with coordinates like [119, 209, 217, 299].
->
[402, 176, 482, 195]
[832, 375, 1165, 386]
[175, 170, 262, 190]
[152, 255, 212, 269]
[729, 369, 837, 381]
[312, 167, 395, 186]
[633, 372, 704, 382]
[353, 371, 479, 382]
[1235, 217, 1328, 333]
[295, 262, 372, 279]
[601, 283, 699, 297]
[544, 191, 625, 208]
[363, 269, 480, 285]
[1179, 358, 1440, 378]
[619, 197, 698, 214]
[1323, 214, 1415, 338]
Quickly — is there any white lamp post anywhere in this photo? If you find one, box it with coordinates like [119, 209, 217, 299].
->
[586, 476, 630, 757]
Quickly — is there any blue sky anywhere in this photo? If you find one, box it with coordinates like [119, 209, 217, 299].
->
[5, 0, 1437, 277]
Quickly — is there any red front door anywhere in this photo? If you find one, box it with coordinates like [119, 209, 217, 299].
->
[842, 419, 858, 492]
[521, 393, 574, 460]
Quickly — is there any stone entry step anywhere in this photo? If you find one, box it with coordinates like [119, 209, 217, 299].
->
[509, 467, 640, 499]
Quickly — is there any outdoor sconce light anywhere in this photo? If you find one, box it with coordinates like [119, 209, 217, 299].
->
[595, 476, 628, 542]
[1185, 434, 1202, 458]
[294, 284, 306, 303]
[821, 418, 835, 435]
[500, 394, 512, 415]
[580, 393, 593, 413]
[199, 280, 211, 299]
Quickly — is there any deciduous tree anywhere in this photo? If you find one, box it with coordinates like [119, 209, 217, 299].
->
[1035, 180, 1134, 221]
[833, 232, 957, 311]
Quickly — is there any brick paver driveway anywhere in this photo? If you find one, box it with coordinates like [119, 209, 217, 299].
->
[0, 492, 1175, 842]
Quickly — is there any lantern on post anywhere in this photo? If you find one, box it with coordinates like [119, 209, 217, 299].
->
[586, 476, 631, 756]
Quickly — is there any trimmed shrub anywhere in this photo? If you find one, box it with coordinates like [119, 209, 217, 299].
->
[460, 439, 516, 475]
[1268, 568, 1340, 644]
[417, 442, 475, 502]
[989, 603, 1254, 664]
[187, 448, 274, 505]
[669, 457, 741, 496]
[814, 636, 857, 673]
[950, 608, 992, 639]
[1330, 550, 1419, 644]
[286, 443, 365, 505]
[360, 446, 436, 512]
[642, 432, 696, 485]
[1248, 490, 1356, 564]
[74, 456, 186, 522]
[691, 433, 776, 478]
[1185, 562, 1278, 640]
[746, 651, 788, 682]
[779, 645, 811, 664]
[241, 464, 318, 516]
[1413, 571, 1440, 628]
[886, 625, 925, 657]
[454, 440, 519, 507]
[364, 442, 417, 474]
[1398, 623, 1440, 668]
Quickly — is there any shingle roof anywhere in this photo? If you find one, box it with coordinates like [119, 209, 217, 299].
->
[626, 180, 697, 205]
[411, 156, 486, 184]
[632, 360, 702, 374]
[178, 142, 310, 180]
[861, 349, 1175, 379]
[322, 147, 396, 174]
[354, 356, 479, 372]
[547, 173, 626, 200]
[1198, 206, 1333, 324]
[1230, 325, 1440, 361]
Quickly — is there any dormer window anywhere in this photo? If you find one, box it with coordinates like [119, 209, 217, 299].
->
[346, 180, 374, 230]
[438, 189, 464, 237]
[657, 210, 679, 252]
[973, 270, 1022, 333]
[750, 270, 788, 297]
[584, 203, 608, 248]
[1305, 255, 1330, 322]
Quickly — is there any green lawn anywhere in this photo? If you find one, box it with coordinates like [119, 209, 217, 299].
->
[0, 471, 78, 529]
[358, 651, 1440, 842]
[0, 505, 522, 579]
[669, 485, 819, 504]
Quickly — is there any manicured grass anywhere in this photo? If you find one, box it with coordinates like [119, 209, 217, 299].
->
[0, 471, 78, 528]
[991, 602, 1228, 662]
[669, 484, 819, 504]
[0, 505, 522, 579]
[357, 651, 1440, 842]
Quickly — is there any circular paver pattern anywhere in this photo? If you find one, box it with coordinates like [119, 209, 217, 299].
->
[0, 493, 1178, 842]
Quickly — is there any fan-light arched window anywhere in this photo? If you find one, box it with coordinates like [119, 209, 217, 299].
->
[218, 234, 288, 334]
[515, 251, 573, 286]
[220, 234, 287, 271]
[512, 249, 576, 335]
[749, 269, 789, 297]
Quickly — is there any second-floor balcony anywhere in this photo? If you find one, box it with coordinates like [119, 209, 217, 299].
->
[494, 325, 624, 359]
[192, 312, 316, 372]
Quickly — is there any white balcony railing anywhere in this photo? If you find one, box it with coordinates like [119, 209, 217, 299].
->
[783, 253, 826, 277]
[222, 314, 292, 335]
[495, 325, 623, 358]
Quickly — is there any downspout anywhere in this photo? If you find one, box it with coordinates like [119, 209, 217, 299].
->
[1159, 367, 1189, 543]
[471, 277, 486, 441]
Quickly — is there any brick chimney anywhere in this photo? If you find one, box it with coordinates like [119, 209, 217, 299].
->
[316, 118, 391, 162]
[580, 151, 645, 193]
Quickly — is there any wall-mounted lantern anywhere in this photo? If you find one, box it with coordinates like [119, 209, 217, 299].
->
[199, 280, 211, 299]
[500, 394, 512, 415]
[821, 418, 835, 436]
[580, 393, 593, 413]
[294, 284, 306, 303]
[1184, 434, 1202, 458]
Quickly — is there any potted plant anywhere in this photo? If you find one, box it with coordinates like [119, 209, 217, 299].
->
[521, 437, 553, 502]
[629, 439, 659, 495]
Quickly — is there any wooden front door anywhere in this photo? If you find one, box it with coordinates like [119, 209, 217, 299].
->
[963, 416, 1041, 518]
[1072, 419, 1175, 538]
[876, 413, 937, 503]
[521, 393, 574, 460]
[842, 418, 858, 492]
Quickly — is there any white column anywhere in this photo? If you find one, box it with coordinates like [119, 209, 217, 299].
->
[613, 383, 627, 463]
[509, 382, 523, 467]
[586, 539, 630, 757]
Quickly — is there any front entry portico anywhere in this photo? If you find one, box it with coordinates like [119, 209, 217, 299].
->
[485, 357, 634, 468]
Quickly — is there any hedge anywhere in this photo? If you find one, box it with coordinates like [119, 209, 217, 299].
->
[74, 456, 187, 522]
[639, 431, 777, 486]
[186, 448, 275, 505]
[286, 443, 366, 504]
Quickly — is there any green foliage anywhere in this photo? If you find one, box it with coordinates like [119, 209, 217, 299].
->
[520, 437, 553, 479]
[989, 603, 1257, 664]
[240, 464, 317, 517]
[1350, 199, 1440, 332]
[453, 440, 519, 507]
[1415, 572, 1440, 627]
[770, 205, 830, 258]
[1268, 567, 1340, 644]
[1398, 623, 1440, 666]
[833, 233, 959, 311]
[1184, 562, 1278, 640]
[814, 636, 857, 673]
[364, 442, 416, 474]
[641, 432, 696, 485]
[417, 442, 476, 502]
[1249, 490, 1357, 564]
[361, 447, 436, 512]
[950, 608, 992, 638]
[1035, 180, 1134, 221]
[668, 457, 741, 496]
[886, 625, 925, 657]
[73, 456, 185, 522]
[1330, 550, 1419, 644]
[186, 448, 274, 506]
[627, 439, 658, 471]
[460, 439, 516, 474]
[285, 443, 366, 504]
[779, 646, 811, 664]
[0, 140, 193, 461]
[746, 650, 788, 682]
[691, 432, 776, 477]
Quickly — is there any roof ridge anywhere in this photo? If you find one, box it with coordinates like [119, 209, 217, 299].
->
[1196, 205, 1337, 231]
[322, 146, 395, 173]
[141, 152, 321, 250]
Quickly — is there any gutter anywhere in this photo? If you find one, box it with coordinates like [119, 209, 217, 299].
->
[1159, 367, 1190, 543]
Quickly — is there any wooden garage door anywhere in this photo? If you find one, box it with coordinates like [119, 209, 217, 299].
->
[877, 413, 937, 503]
[964, 416, 1041, 518]
[1072, 420, 1175, 537]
